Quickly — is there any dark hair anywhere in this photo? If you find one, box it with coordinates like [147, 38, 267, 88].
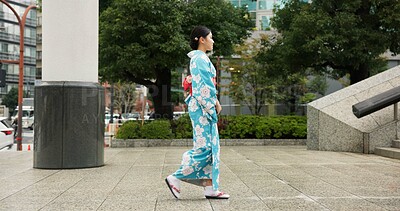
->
[189, 26, 211, 50]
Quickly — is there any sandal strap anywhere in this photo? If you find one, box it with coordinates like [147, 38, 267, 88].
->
[171, 184, 180, 193]
[217, 192, 225, 197]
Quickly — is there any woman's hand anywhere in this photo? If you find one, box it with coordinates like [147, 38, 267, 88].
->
[216, 100, 222, 115]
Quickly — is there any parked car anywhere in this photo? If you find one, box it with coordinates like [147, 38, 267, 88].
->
[122, 112, 140, 120]
[0, 117, 14, 150]
[24, 116, 34, 130]
[11, 106, 34, 129]
[105, 113, 124, 125]
[173, 111, 187, 120]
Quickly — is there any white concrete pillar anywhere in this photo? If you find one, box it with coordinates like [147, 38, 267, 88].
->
[42, 0, 98, 82]
[34, 0, 104, 169]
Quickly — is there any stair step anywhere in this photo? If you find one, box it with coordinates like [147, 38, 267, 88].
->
[392, 140, 400, 148]
[375, 147, 400, 160]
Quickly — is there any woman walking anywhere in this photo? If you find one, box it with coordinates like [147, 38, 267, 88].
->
[165, 26, 229, 200]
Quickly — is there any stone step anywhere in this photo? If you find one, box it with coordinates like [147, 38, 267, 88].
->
[392, 140, 400, 148]
[375, 147, 400, 160]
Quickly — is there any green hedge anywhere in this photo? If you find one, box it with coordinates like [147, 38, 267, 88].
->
[170, 114, 192, 139]
[141, 120, 173, 139]
[116, 120, 173, 139]
[218, 115, 306, 139]
[116, 115, 307, 139]
[115, 121, 141, 139]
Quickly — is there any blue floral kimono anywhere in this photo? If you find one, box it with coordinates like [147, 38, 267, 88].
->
[173, 50, 220, 191]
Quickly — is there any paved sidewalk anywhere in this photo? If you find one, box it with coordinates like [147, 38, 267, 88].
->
[0, 146, 400, 210]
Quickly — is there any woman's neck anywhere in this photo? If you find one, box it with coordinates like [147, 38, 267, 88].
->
[197, 46, 206, 53]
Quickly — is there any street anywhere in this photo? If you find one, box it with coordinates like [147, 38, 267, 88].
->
[18, 128, 34, 144]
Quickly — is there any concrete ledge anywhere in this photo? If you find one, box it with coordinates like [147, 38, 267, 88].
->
[111, 139, 306, 148]
[307, 65, 400, 153]
[392, 140, 400, 148]
[375, 147, 400, 160]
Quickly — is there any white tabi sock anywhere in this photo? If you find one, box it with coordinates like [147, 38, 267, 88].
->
[204, 186, 215, 195]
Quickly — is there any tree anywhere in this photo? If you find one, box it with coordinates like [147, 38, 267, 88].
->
[185, 0, 253, 57]
[262, 0, 400, 85]
[113, 82, 137, 114]
[99, 0, 253, 119]
[100, 0, 187, 119]
[226, 34, 277, 115]
[99, 0, 112, 13]
[170, 70, 185, 107]
[253, 32, 328, 114]
[1, 88, 18, 110]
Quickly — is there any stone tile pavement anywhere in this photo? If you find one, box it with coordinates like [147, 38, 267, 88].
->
[0, 146, 400, 210]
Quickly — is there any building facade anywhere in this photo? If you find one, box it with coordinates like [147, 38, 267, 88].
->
[0, 0, 37, 100]
[230, 0, 285, 30]
[36, 7, 41, 81]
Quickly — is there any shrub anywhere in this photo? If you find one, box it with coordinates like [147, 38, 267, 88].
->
[141, 120, 173, 139]
[115, 115, 307, 139]
[221, 115, 307, 139]
[115, 121, 141, 139]
[219, 115, 259, 139]
[171, 114, 193, 139]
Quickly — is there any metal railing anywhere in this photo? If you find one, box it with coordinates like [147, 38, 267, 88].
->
[352, 86, 400, 138]
[0, 54, 36, 64]
[0, 11, 36, 26]
[0, 31, 36, 45]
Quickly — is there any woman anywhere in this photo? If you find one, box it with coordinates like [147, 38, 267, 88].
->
[165, 26, 229, 200]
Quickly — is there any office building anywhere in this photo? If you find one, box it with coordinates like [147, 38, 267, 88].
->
[0, 0, 37, 100]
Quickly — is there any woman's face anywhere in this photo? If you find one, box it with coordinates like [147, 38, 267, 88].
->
[201, 32, 214, 51]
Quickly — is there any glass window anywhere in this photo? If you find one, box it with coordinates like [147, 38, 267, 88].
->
[0, 43, 7, 52]
[261, 16, 270, 30]
[4, 23, 18, 35]
[259, 0, 281, 10]
[0, 87, 6, 95]
[28, 9, 36, 19]
[230, 0, 240, 8]
[12, 65, 18, 75]
[25, 28, 36, 38]
[259, 0, 265, 10]
[36, 51, 42, 59]
[30, 68, 35, 77]
[241, 0, 257, 11]
[275, 0, 285, 9]
[24, 46, 36, 58]
[37, 16, 42, 25]
[24, 66, 35, 77]
[266, 0, 275, 10]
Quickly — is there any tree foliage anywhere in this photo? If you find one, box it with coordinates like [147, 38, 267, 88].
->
[1, 88, 18, 110]
[99, 0, 253, 118]
[185, 0, 253, 56]
[227, 33, 327, 115]
[99, 0, 112, 13]
[226, 34, 277, 115]
[100, 0, 187, 119]
[100, 0, 187, 83]
[260, 0, 400, 84]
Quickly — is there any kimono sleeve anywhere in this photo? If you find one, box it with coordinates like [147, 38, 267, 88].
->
[190, 57, 218, 122]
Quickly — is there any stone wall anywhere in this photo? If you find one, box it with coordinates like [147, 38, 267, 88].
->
[307, 66, 400, 153]
[111, 139, 306, 148]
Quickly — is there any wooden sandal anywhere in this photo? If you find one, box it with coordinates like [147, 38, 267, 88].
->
[165, 178, 180, 199]
[205, 191, 230, 199]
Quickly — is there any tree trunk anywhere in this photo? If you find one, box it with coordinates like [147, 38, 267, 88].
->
[350, 64, 369, 85]
[151, 68, 173, 120]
